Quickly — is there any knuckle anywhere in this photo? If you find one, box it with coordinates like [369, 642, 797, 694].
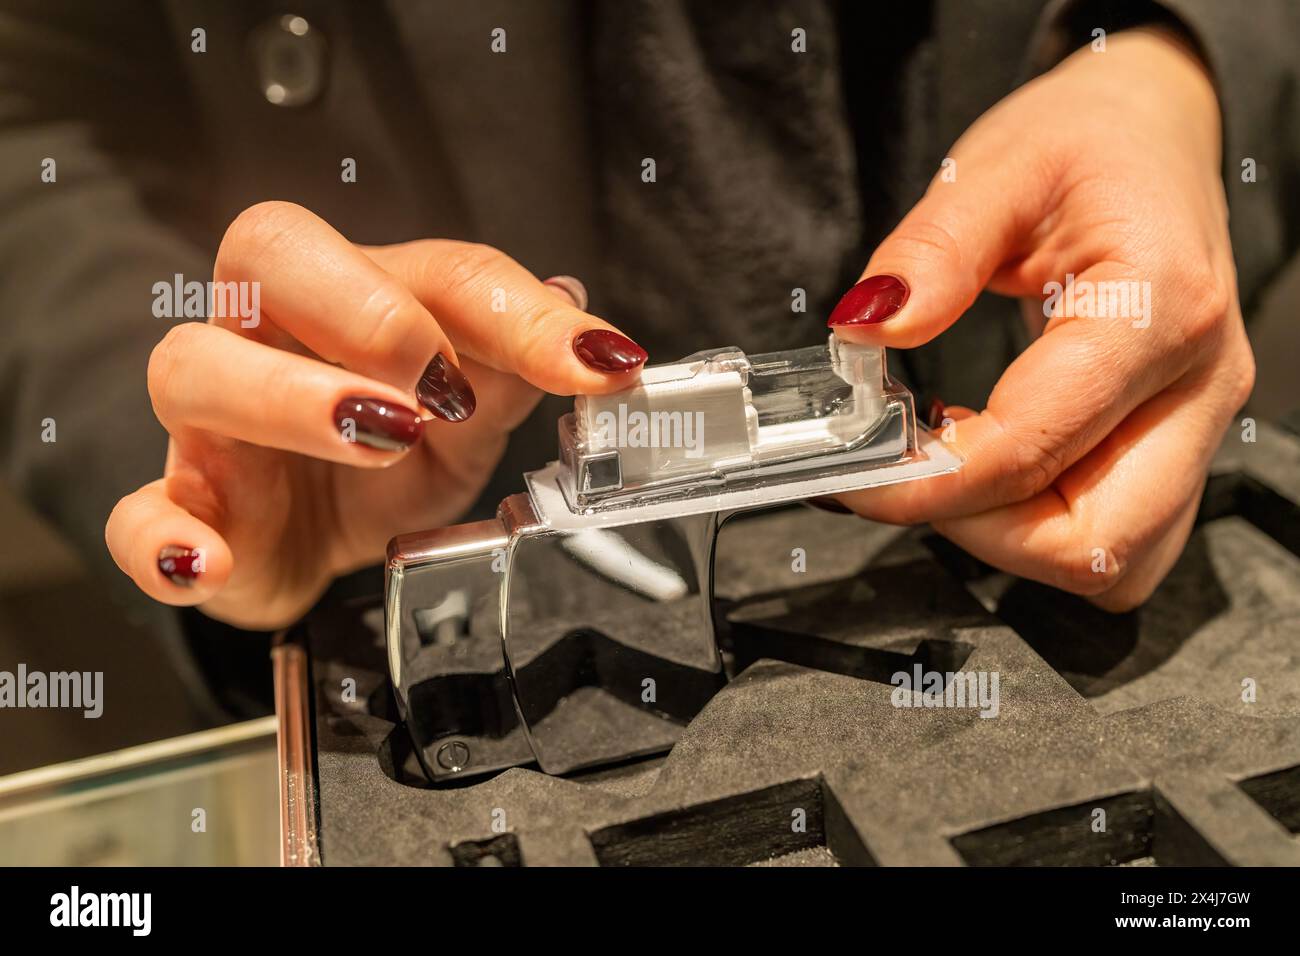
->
[105, 499, 136, 568]
[888, 217, 966, 272]
[874, 504, 918, 527]
[218, 200, 308, 267]
[855, 487, 927, 527]
[1227, 347, 1257, 410]
[885, 214, 985, 306]
[1002, 429, 1067, 502]
[1051, 545, 1122, 597]
[427, 240, 505, 305]
[147, 323, 203, 419]
[1084, 572, 1153, 612]
[885, 495, 932, 527]
[895, 506, 930, 528]
[105, 494, 131, 541]
[1174, 261, 1232, 342]
[356, 281, 420, 355]
[255, 350, 300, 411]
[515, 299, 574, 358]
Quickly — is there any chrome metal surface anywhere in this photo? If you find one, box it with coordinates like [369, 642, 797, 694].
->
[386, 339, 962, 785]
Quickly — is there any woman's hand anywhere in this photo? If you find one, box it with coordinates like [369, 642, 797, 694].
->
[828, 27, 1255, 611]
[107, 201, 647, 629]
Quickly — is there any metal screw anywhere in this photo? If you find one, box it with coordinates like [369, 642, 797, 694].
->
[436, 740, 471, 772]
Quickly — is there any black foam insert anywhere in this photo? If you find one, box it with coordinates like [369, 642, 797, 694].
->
[299, 422, 1300, 865]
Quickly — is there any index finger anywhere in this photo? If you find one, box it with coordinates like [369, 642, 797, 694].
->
[840, 294, 1188, 524]
[213, 202, 460, 398]
[365, 239, 647, 395]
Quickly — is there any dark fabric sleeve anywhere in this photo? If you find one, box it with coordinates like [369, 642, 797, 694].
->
[0, 0, 252, 718]
[1025, 0, 1300, 316]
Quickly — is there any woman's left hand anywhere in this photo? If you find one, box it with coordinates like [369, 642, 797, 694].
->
[828, 26, 1255, 611]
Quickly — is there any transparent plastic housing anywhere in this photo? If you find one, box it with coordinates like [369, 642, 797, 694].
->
[386, 335, 961, 784]
[558, 335, 911, 510]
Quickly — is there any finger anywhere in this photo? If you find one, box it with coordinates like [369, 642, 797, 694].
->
[924, 400, 977, 431]
[411, 277, 581, 494]
[365, 242, 648, 395]
[827, 136, 1052, 349]
[418, 356, 540, 488]
[106, 479, 233, 606]
[425, 272, 584, 438]
[149, 322, 428, 465]
[839, 262, 1206, 524]
[541, 274, 589, 310]
[214, 201, 464, 397]
[930, 378, 1225, 610]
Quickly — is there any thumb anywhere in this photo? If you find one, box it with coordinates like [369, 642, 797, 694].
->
[829, 156, 1045, 349]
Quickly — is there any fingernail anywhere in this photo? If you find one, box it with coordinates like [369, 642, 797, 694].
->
[158, 546, 201, 586]
[573, 329, 648, 373]
[827, 275, 909, 327]
[416, 353, 477, 423]
[806, 496, 855, 515]
[543, 274, 588, 311]
[925, 397, 946, 430]
[334, 396, 424, 451]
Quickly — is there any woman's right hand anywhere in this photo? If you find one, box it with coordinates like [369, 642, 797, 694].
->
[106, 201, 648, 630]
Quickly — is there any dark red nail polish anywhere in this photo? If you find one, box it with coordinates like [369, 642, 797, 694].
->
[333, 397, 423, 451]
[158, 546, 201, 586]
[573, 329, 648, 373]
[416, 353, 476, 423]
[806, 496, 855, 515]
[827, 275, 909, 327]
[926, 397, 946, 430]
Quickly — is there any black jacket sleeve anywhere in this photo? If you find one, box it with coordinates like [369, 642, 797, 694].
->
[1028, 0, 1300, 315]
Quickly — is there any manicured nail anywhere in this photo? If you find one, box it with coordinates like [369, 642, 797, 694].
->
[543, 275, 588, 311]
[827, 275, 909, 327]
[926, 397, 946, 430]
[806, 496, 855, 515]
[573, 329, 647, 373]
[333, 396, 424, 451]
[158, 546, 201, 586]
[416, 353, 476, 422]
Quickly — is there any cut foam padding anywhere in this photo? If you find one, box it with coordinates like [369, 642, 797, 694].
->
[301, 422, 1300, 866]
